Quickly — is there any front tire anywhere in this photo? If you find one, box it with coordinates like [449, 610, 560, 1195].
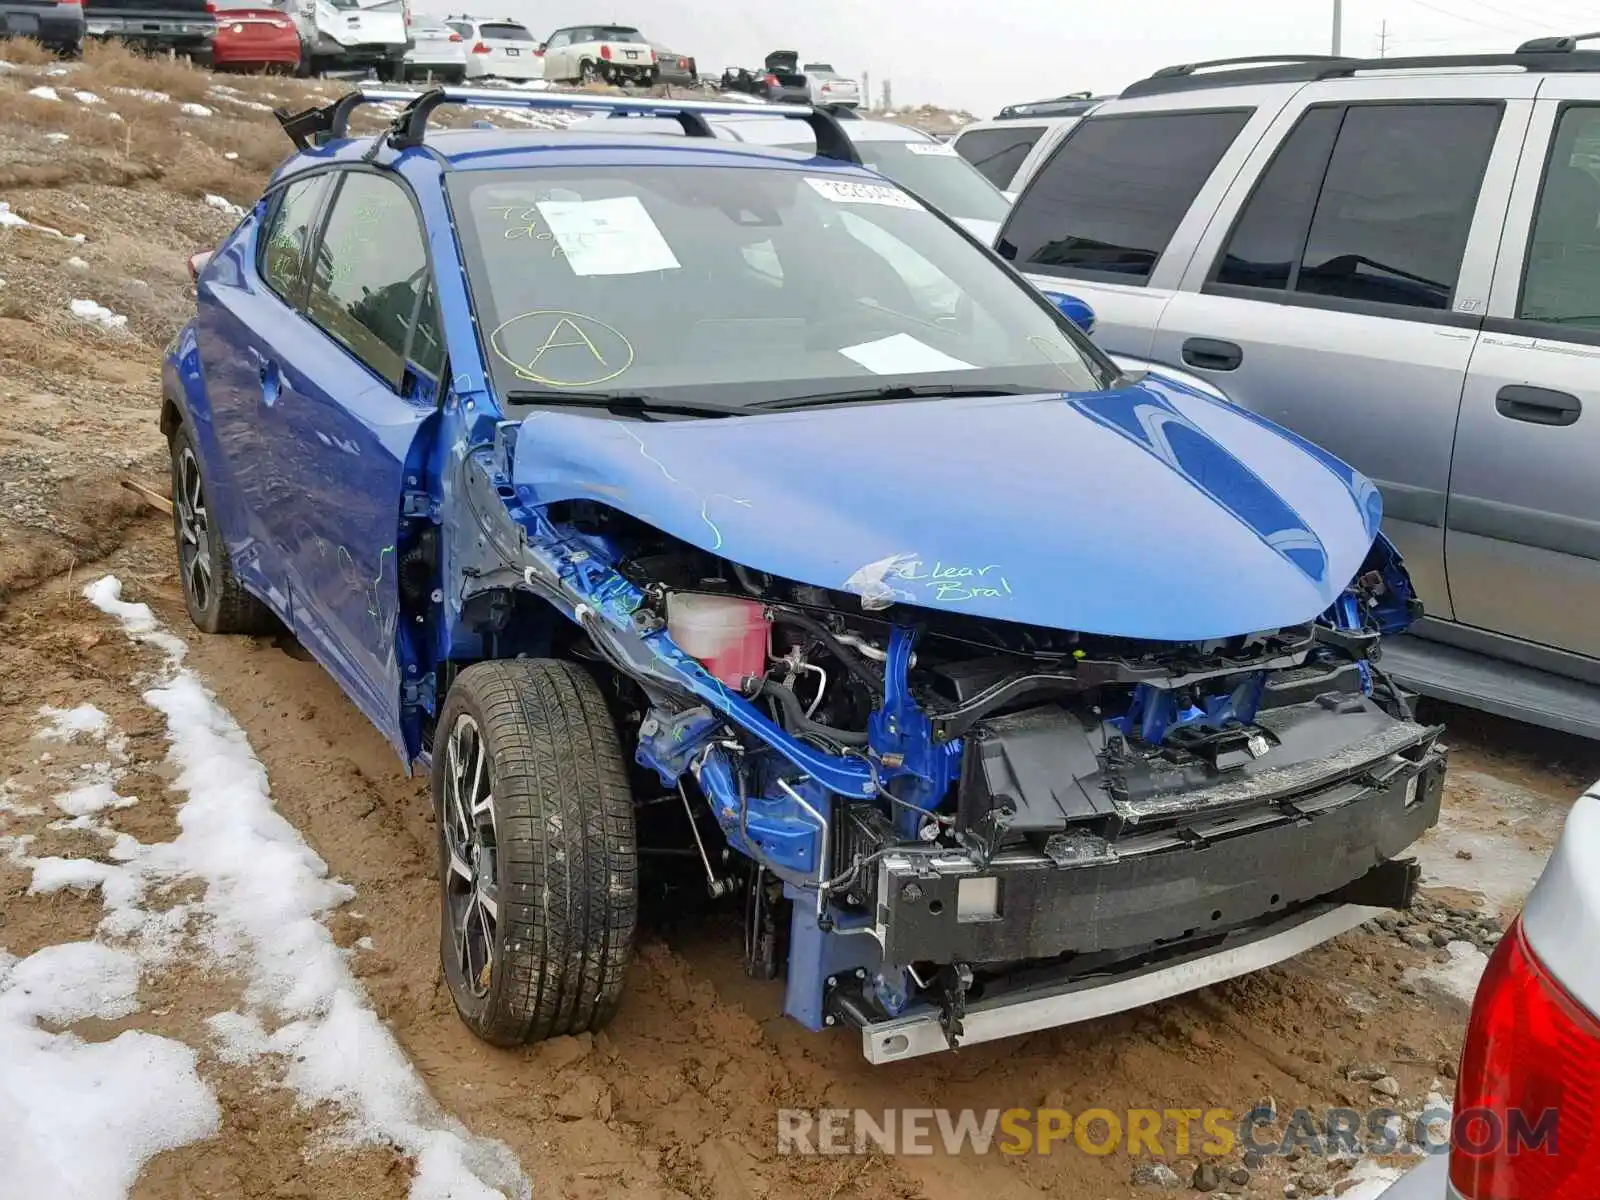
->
[433, 660, 638, 1046]
[579, 58, 598, 84]
[168, 422, 275, 635]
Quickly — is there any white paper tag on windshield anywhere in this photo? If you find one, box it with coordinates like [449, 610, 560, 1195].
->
[905, 142, 959, 156]
[804, 176, 921, 209]
[839, 333, 975, 375]
[535, 196, 681, 276]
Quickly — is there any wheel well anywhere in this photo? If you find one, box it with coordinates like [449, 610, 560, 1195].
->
[159, 395, 182, 438]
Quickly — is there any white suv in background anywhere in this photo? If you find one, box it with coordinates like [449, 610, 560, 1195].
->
[950, 93, 1105, 197]
[445, 16, 543, 81]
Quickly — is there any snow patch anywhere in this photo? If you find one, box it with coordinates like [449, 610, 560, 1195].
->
[223, 151, 239, 160]
[53, 780, 136, 818]
[0, 200, 85, 242]
[66, 255, 89, 271]
[1304, 1158, 1409, 1200]
[26, 85, 59, 101]
[36, 703, 111, 742]
[178, 102, 211, 118]
[110, 86, 170, 103]
[1406, 940, 1489, 1008]
[69, 299, 128, 331]
[204, 193, 245, 217]
[82, 576, 530, 1199]
[73, 90, 101, 105]
[0, 943, 220, 1200]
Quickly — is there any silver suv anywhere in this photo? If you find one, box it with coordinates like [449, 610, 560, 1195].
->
[997, 37, 1600, 739]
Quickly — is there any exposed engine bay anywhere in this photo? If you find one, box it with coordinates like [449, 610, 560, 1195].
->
[446, 438, 1448, 1060]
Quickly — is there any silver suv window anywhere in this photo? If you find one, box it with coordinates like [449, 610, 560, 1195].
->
[954, 125, 1046, 189]
[1519, 104, 1600, 331]
[997, 109, 1252, 283]
[1212, 102, 1502, 312]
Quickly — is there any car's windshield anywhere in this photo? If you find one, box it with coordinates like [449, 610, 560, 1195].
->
[777, 138, 1010, 225]
[448, 165, 1112, 411]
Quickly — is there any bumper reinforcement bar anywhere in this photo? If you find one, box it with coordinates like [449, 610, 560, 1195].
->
[856, 901, 1383, 1063]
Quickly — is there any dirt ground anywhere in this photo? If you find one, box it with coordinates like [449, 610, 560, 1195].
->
[2, 43, 1598, 1200]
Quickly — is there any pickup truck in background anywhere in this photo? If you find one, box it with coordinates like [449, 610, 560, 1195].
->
[291, 0, 409, 79]
[84, 0, 214, 63]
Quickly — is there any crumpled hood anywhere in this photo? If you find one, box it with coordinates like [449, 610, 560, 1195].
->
[509, 375, 1384, 642]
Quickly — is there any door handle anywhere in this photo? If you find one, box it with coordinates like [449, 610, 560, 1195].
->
[1495, 385, 1581, 427]
[1181, 337, 1244, 372]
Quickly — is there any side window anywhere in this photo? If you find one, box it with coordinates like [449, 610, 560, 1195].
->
[1518, 104, 1600, 330]
[447, 21, 472, 38]
[1298, 103, 1500, 310]
[260, 174, 330, 306]
[997, 109, 1252, 283]
[1213, 107, 1341, 290]
[305, 172, 441, 389]
[954, 126, 1045, 189]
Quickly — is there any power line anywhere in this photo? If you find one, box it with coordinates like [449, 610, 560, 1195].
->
[1396, 0, 1524, 36]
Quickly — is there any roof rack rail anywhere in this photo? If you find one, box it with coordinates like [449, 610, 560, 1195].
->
[1122, 40, 1600, 98]
[1518, 30, 1600, 52]
[994, 91, 1105, 120]
[271, 85, 863, 163]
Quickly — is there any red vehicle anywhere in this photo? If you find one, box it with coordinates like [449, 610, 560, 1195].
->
[207, 0, 300, 72]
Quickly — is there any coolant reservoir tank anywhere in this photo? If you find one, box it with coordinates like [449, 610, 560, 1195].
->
[666, 593, 768, 687]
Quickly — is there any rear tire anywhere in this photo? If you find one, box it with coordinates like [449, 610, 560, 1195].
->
[433, 660, 638, 1046]
[579, 58, 598, 84]
[375, 54, 404, 82]
[167, 422, 275, 635]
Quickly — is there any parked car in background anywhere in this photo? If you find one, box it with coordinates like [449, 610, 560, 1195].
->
[758, 49, 809, 103]
[403, 14, 465, 82]
[445, 15, 540, 82]
[996, 39, 1600, 739]
[804, 62, 861, 108]
[290, 0, 408, 79]
[570, 109, 1013, 241]
[651, 42, 697, 88]
[951, 93, 1105, 196]
[85, 0, 214, 64]
[209, 0, 300, 73]
[540, 23, 655, 86]
[1377, 783, 1597, 1199]
[0, 0, 84, 54]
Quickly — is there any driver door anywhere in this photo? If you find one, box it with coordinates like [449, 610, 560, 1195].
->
[265, 166, 446, 753]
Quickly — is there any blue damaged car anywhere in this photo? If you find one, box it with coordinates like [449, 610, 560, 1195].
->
[161, 86, 1447, 1062]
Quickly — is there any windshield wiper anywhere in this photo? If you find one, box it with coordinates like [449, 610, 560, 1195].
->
[505, 389, 745, 419]
[752, 383, 1038, 412]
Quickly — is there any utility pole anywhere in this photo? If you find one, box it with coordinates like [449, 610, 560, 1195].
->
[1377, 19, 1388, 58]
[1332, 0, 1343, 56]
[863, 70, 871, 109]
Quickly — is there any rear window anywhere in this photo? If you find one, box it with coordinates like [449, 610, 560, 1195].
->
[598, 26, 646, 43]
[480, 22, 534, 40]
[954, 125, 1046, 189]
[998, 109, 1252, 282]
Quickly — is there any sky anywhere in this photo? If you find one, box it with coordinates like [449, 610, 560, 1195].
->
[417, 0, 1600, 116]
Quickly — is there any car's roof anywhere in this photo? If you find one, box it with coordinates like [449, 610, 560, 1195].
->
[271, 126, 852, 184]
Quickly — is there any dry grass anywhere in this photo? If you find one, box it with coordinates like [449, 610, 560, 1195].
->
[0, 36, 55, 66]
[76, 39, 221, 105]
